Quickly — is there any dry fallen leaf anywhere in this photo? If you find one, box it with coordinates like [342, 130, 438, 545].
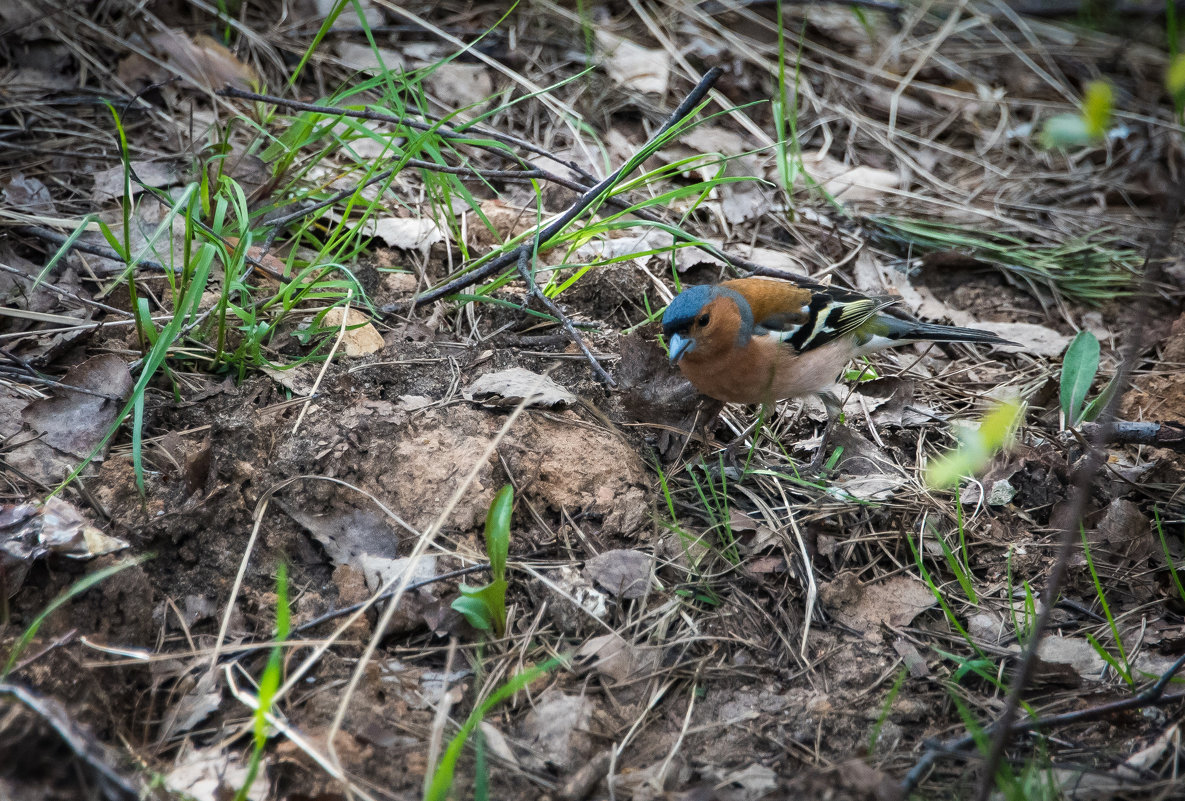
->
[577, 631, 659, 683]
[715, 763, 778, 801]
[425, 62, 494, 109]
[150, 29, 257, 91]
[369, 216, 445, 256]
[516, 689, 595, 771]
[819, 573, 936, 635]
[3, 173, 55, 214]
[972, 321, 1069, 357]
[1, 497, 130, 597]
[596, 30, 670, 95]
[260, 365, 317, 396]
[8, 354, 132, 484]
[277, 499, 427, 593]
[583, 549, 653, 599]
[464, 368, 576, 408]
[803, 153, 899, 204]
[158, 672, 222, 741]
[92, 161, 180, 203]
[336, 41, 406, 73]
[322, 307, 384, 357]
[165, 743, 266, 801]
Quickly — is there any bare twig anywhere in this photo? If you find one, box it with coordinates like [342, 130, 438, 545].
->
[0, 682, 142, 799]
[1080, 420, 1185, 450]
[15, 225, 174, 278]
[217, 86, 573, 167]
[968, 180, 1185, 801]
[514, 248, 615, 385]
[902, 651, 1185, 793]
[401, 67, 724, 312]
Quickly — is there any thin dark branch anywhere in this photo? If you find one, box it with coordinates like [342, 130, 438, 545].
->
[969, 180, 1185, 801]
[1080, 420, 1185, 450]
[514, 248, 615, 385]
[0, 259, 129, 317]
[16, 225, 175, 278]
[224, 80, 820, 305]
[217, 86, 573, 168]
[255, 160, 551, 254]
[902, 651, 1185, 793]
[286, 561, 492, 637]
[0, 682, 142, 799]
[401, 67, 724, 314]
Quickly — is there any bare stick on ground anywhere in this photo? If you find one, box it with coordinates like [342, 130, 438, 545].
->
[401, 66, 725, 311]
[963, 181, 1185, 801]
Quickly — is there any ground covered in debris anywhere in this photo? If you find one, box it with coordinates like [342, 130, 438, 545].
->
[2, 2, 1185, 800]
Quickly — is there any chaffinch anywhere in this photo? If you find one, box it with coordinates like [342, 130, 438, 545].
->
[662, 276, 1011, 411]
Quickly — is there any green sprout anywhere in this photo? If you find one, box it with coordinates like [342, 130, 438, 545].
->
[452, 484, 513, 637]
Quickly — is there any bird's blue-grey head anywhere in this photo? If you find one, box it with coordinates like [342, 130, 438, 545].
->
[662, 284, 754, 364]
[662, 285, 712, 364]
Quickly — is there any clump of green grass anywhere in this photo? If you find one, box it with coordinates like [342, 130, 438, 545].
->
[866, 216, 1142, 306]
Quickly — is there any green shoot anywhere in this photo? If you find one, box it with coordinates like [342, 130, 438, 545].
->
[424, 657, 562, 801]
[1155, 509, 1185, 605]
[907, 530, 982, 656]
[688, 464, 740, 564]
[1005, 552, 1037, 645]
[1168, 53, 1185, 121]
[936, 506, 978, 605]
[1059, 330, 1118, 427]
[1079, 530, 1134, 686]
[452, 485, 513, 637]
[867, 665, 907, 755]
[235, 562, 290, 801]
[1039, 80, 1114, 149]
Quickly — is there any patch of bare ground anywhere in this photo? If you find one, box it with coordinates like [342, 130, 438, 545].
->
[2, 2, 1185, 801]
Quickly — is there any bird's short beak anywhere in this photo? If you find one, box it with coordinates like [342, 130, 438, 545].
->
[668, 333, 694, 364]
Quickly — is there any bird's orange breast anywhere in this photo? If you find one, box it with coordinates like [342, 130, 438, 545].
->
[677, 335, 857, 404]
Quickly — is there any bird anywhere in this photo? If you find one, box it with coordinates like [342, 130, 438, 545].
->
[662, 277, 1013, 466]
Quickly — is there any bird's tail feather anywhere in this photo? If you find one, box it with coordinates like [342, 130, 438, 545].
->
[856, 315, 1015, 353]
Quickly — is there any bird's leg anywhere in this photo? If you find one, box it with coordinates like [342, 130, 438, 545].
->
[675, 397, 726, 462]
[804, 390, 843, 474]
[701, 404, 768, 480]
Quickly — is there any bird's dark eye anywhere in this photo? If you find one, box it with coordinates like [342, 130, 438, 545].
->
[697, 314, 710, 327]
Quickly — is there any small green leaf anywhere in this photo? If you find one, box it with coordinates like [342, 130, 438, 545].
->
[484, 485, 513, 581]
[451, 594, 493, 631]
[925, 400, 1024, 488]
[1081, 372, 1119, 422]
[1060, 330, 1100, 426]
[1081, 81, 1113, 139]
[843, 360, 879, 382]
